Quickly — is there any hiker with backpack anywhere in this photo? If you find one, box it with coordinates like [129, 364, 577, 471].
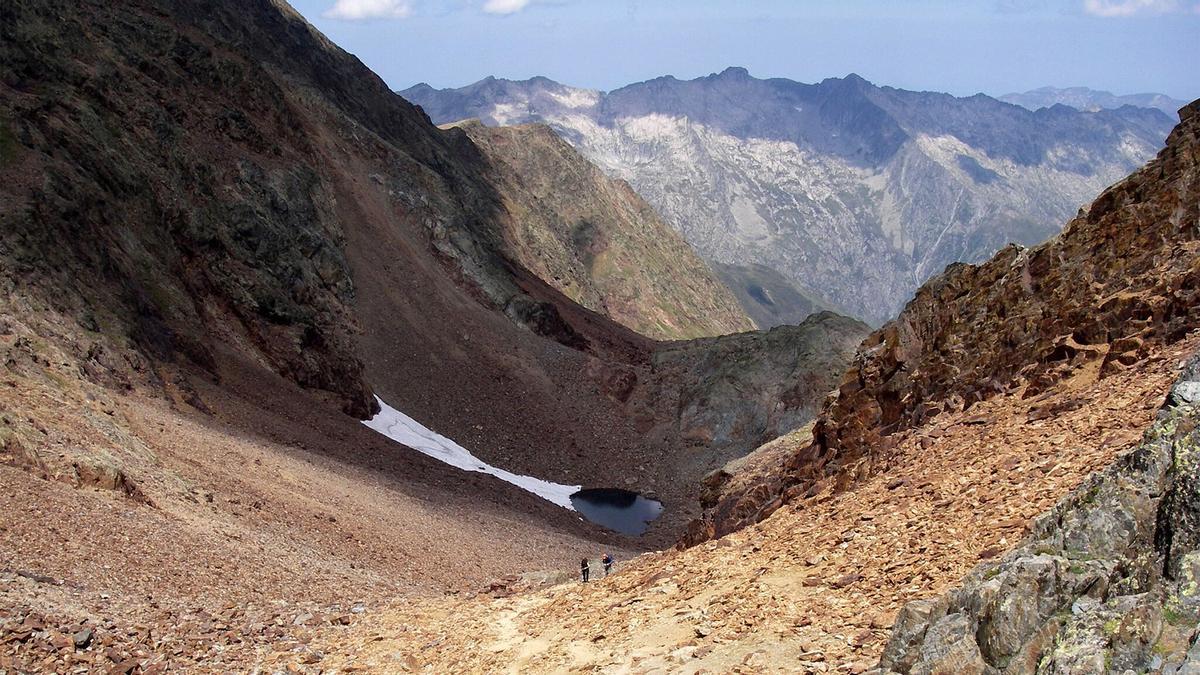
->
[580, 557, 590, 582]
[602, 552, 614, 576]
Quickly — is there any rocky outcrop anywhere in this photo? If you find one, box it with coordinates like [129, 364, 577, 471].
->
[403, 71, 1174, 324]
[451, 120, 753, 340]
[880, 353, 1200, 673]
[684, 99, 1200, 545]
[804, 98, 1199, 494]
[650, 312, 869, 452]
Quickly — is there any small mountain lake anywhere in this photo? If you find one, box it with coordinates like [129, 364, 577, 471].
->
[570, 488, 664, 536]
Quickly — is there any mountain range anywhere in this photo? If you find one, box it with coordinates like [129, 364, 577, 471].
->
[403, 70, 1176, 324]
[1000, 85, 1188, 115]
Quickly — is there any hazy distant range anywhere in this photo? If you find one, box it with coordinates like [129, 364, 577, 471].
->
[404, 72, 1177, 326]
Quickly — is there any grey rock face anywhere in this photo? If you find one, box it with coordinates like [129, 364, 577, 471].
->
[911, 613, 988, 675]
[650, 311, 870, 452]
[879, 353, 1200, 673]
[402, 71, 1174, 324]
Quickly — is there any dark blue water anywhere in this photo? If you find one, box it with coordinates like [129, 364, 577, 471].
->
[570, 488, 664, 536]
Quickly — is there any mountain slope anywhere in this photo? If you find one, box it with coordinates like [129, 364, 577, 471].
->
[402, 70, 1175, 324]
[0, 0, 861, 561]
[304, 334, 1199, 673]
[882, 358, 1200, 672]
[0, 1, 871, 669]
[1000, 85, 1188, 115]
[689, 98, 1200, 544]
[448, 120, 753, 339]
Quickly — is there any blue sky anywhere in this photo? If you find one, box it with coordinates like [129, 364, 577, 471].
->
[289, 0, 1199, 99]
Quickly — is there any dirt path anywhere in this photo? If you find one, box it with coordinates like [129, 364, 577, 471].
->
[308, 336, 1199, 673]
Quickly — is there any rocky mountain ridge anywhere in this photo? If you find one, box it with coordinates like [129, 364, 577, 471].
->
[1000, 85, 1188, 115]
[402, 69, 1176, 324]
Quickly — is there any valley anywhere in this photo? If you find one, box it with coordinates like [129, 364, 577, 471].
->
[1, 0, 1198, 673]
[304, 340, 1200, 672]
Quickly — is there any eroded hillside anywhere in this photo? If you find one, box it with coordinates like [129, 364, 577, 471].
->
[451, 120, 754, 340]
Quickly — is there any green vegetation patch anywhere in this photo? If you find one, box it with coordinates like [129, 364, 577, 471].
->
[1163, 604, 1190, 626]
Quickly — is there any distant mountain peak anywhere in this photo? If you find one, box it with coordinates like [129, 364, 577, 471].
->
[817, 72, 873, 90]
[715, 66, 751, 79]
[999, 86, 1186, 116]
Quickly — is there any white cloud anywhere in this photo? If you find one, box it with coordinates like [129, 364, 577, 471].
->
[1081, 0, 1196, 16]
[323, 0, 413, 20]
[482, 0, 532, 15]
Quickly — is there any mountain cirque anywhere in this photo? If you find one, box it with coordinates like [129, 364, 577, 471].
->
[0, 3, 868, 671]
[3, 0, 1198, 673]
[293, 338, 1200, 674]
[403, 70, 1176, 325]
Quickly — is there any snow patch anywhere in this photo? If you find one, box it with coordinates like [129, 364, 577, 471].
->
[730, 193, 771, 243]
[363, 397, 580, 510]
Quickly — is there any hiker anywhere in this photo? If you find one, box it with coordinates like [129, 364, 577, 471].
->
[580, 557, 590, 583]
[602, 552, 614, 576]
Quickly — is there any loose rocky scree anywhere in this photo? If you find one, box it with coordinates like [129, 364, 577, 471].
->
[882, 354, 1200, 673]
